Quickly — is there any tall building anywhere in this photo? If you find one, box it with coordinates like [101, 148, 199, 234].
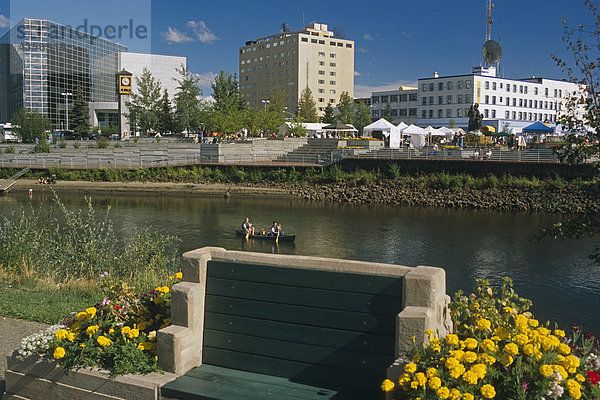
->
[370, 86, 419, 125]
[417, 67, 581, 131]
[0, 18, 185, 133]
[239, 23, 354, 116]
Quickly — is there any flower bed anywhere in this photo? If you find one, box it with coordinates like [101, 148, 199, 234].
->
[382, 278, 600, 399]
[18, 271, 182, 376]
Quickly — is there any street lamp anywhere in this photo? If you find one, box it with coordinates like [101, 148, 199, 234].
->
[261, 99, 270, 111]
[61, 92, 73, 131]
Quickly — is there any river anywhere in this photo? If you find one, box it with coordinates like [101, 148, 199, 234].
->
[1, 191, 598, 335]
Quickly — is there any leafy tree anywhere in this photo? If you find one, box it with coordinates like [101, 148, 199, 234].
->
[336, 91, 354, 124]
[71, 85, 90, 138]
[354, 102, 372, 133]
[11, 109, 52, 143]
[173, 65, 202, 134]
[157, 89, 176, 134]
[296, 87, 319, 123]
[287, 121, 307, 137]
[126, 68, 162, 135]
[321, 103, 335, 124]
[211, 70, 244, 112]
[449, 118, 457, 129]
[544, 0, 600, 264]
[382, 102, 394, 122]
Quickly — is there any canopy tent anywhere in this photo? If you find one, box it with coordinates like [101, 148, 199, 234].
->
[363, 118, 401, 148]
[401, 124, 427, 135]
[481, 125, 496, 133]
[522, 121, 554, 133]
[322, 121, 358, 133]
[397, 122, 408, 131]
[424, 126, 447, 136]
[278, 122, 328, 136]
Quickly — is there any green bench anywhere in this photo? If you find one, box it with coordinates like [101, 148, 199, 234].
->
[161, 259, 404, 400]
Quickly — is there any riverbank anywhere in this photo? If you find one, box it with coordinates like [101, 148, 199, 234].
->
[11, 176, 600, 214]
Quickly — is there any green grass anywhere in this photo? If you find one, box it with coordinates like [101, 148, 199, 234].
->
[0, 283, 100, 324]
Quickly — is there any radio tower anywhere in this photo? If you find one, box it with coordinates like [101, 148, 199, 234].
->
[485, 0, 494, 42]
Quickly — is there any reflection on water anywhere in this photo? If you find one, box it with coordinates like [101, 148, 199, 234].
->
[1, 191, 598, 334]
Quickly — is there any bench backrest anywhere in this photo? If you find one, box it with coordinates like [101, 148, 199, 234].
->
[202, 260, 403, 393]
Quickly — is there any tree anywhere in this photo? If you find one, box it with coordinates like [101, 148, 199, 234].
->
[71, 85, 90, 138]
[11, 109, 52, 144]
[321, 103, 335, 124]
[448, 118, 457, 129]
[173, 65, 202, 134]
[126, 68, 162, 135]
[211, 70, 244, 112]
[296, 87, 319, 123]
[544, 0, 600, 264]
[382, 103, 394, 122]
[336, 91, 354, 124]
[157, 89, 175, 134]
[354, 102, 372, 133]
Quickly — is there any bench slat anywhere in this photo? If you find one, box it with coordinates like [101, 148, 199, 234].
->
[203, 329, 392, 372]
[204, 312, 394, 355]
[202, 348, 384, 395]
[205, 295, 396, 334]
[206, 277, 402, 315]
[207, 260, 404, 296]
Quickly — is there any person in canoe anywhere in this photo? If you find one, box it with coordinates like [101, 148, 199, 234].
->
[270, 221, 283, 237]
[241, 217, 255, 236]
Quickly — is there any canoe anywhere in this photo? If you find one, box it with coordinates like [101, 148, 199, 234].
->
[235, 229, 295, 242]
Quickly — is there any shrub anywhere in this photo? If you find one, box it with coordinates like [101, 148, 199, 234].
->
[58, 141, 67, 149]
[4, 146, 16, 154]
[113, 143, 122, 149]
[97, 138, 109, 149]
[73, 142, 80, 149]
[382, 278, 600, 400]
[34, 140, 50, 153]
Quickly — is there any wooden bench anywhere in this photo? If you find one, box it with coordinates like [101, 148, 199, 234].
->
[159, 249, 450, 400]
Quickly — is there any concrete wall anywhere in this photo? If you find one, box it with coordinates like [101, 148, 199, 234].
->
[4, 352, 176, 400]
[157, 247, 451, 376]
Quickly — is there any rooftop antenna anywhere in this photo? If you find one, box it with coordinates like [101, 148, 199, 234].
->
[485, 0, 493, 42]
[481, 0, 502, 70]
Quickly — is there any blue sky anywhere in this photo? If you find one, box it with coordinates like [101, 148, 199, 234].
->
[0, 0, 594, 97]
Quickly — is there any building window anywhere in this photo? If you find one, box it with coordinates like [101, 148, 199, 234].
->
[422, 97, 427, 105]
[491, 110, 496, 118]
[399, 94, 407, 102]
[311, 39, 317, 43]
[399, 109, 408, 116]
[422, 84, 427, 92]
[447, 95, 452, 104]
[329, 89, 336, 94]
[438, 96, 444, 104]
[409, 108, 417, 116]
[457, 108, 463, 117]
[372, 96, 379, 103]
[373, 110, 380, 118]
[429, 83, 434, 91]
[524, 86, 528, 94]
[346, 43, 352, 48]
[505, 111, 510, 119]
[390, 109, 398, 117]
[518, 112, 523, 119]
[318, 40, 325, 44]
[318, 79, 325, 84]
[319, 61, 325, 66]
[390, 95, 398, 102]
[318, 98, 324, 102]
[330, 62, 336, 67]
[429, 110, 434, 118]
[519, 99, 523, 107]
[318, 52, 325, 56]
[409, 94, 417, 101]
[301, 37, 308, 42]
[485, 81, 490, 89]
[466, 94, 472, 103]
[492, 96, 496, 105]
[458, 80, 464, 89]
[519, 85, 523, 93]
[422, 110, 427, 118]
[329, 80, 336, 85]
[492, 82, 497, 90]
[485, 95, 489, 104]
[484, 109, 489, 118]
[319, 89, 324, 93]
[529, 99, 533, 108]
[506, 97, 510, 106]
[446, 109, 452, 117]
[506, 84, 510, 92]
[512, 111, 517, 119]
[447, 81, 453, 90]
[458, 94, 463, 104]
[466, 80, 472, 89]
[534, 87, 539, 95]
[330, 71, 336, 76]
[438, 109, 443, 118]
[330, 53, 336, 58]
[318, 70, 325, 75]
[438, 82, 444, 91]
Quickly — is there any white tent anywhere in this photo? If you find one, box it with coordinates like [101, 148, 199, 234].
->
[399, 124, 427, 148]
[364, 118, 401, 148]
[397, 122, 408, 131]
[278, 122, 328, 136]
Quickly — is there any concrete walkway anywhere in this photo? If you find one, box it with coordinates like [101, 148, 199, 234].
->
[0, 317, 48, 399]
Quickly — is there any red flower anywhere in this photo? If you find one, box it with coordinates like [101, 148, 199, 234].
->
[113, 305, 121, 311]
[587, 370, 600, 385]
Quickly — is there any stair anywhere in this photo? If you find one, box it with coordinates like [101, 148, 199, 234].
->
[275, 139, 342, 164]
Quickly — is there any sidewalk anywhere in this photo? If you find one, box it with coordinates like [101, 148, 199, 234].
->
[0, 317, 48, 399]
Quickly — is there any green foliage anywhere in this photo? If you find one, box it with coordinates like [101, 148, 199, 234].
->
[126, 68, 162, 135]
[336, 91, 355, 125]
[382, 102, 394, 122]
[97, 137, 109, 149]
[287, 121, 307, 137]
[113, 143, 122, 149]
[11, 108, 52, 143]
[58, 141, 67, 149]
[354, 101, 372, 133]
[387, 162, 402, 179]
[321, 103, 336, 124]
[173, 65, 202, 134]
[211, 70, 244, 112]
[33, 137, 50, 153]
[71, 85, 90, 138]
[157, 89, 176, 134]
[296, 87, 319, 123]
[4, 145, 16, 154]
[73, 142, 80, 149]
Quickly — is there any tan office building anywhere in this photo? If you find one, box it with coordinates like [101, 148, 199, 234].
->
[239, 23, 354, 117]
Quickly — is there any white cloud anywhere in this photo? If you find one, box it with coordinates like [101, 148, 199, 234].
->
[401, 32, 413, 39]
[191, 72, 218, 88]
[161, 27, 194, 44]
[363, 34, 373, 41]
[0, 14, 10, 28]
[358, 47, 368, 53]
[186, 21, 219, 44]
[354, 71, 362, 77]
[354, 80, 419, 98]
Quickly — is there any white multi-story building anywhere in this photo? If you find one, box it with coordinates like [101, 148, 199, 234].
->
[239, 23, 354, 116]
[370, 86, 419, 125]
[417, 67, 581, 130]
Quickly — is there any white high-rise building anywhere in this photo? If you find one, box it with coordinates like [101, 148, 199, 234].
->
[239, 23, 354, 116]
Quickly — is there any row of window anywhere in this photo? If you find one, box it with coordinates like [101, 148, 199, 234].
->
[422, 79, 567, 99]
[422, 94, 472, 105]
[241, 38, 294, 54]
[484, 95, 560, 110]
[300, 37, 353, 48]
[372, 93, 418, 103]
[372, 108, 418, 118]
[240, 50, 296, 65]
[420, 108, 558, 122]
[422, 80, 472, 92]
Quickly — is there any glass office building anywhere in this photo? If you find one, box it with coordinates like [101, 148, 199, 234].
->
[0, 18, 127, 128]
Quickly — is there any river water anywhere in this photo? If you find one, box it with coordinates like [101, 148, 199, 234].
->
[1, 191, 598, 335]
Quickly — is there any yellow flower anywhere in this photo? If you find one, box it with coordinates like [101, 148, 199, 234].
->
[75, 312, 87, 322]
[86, 325, 99, 336]
[528, 318, 539, 327]
[425, 329, 434, 336]
[127, 328, 140, 339]
[449, 363, 466, 379]
[554, 329, 566, 337]
[445, 334, 459, 346]
[576, 374, 585, 382]
[437, 387, 450, 399]
[169, 275, 174, 280]
[426, 368, 438, 378]
[553, 365, 568, 381]
[80, 343, 86, 348]
[154, 296, 165, 305]
[537, 327, 551, 336]
[121, 326, 131, 335]
[450, 350, 465, 361]
[449, 388, 461, 400]
[463, 351, 478, 364]
[85, 307, 97, 319]
[380, 379, 395, 392]
[137, 342, 157, 351]
[404, 363, 417, 374]
[513, 334, 529, 346]
[53, 347, 65, 359]
[480, 354, 496, 365]
[564, 355, 580, 372]
[428, 376, 442, 390]
[503, 343, 519, 356]
[414, 372, 427, 387]
[480, 384, 496, 399]
[175, 272, 183, 279]
[558, 343, 571, 355]
[108, 328, 115, 334]
[463, 393, 474, 400]
[514, 315, 529, 332]
[471, 363, 487, 379]
[445, 357, 460, 370]
[477, 319, 491, 331]
[540, 365, 554, 377]
[493, 326, 510, 340]
[413, 354, 421, 363]
[96, 335, 112, 347]
[499, 353, 513, 367]
[462, 370, 479, 385]
[481, 339, 496, 352]
[463, 338, 478, 350]
[566, 379, 581, 399]
[503, 306, 513, 313]
[67, 332, 75, 342]
[398, 373, 411, 387]
[55, 329, 69, 340]
[469, 302, 480, 311]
